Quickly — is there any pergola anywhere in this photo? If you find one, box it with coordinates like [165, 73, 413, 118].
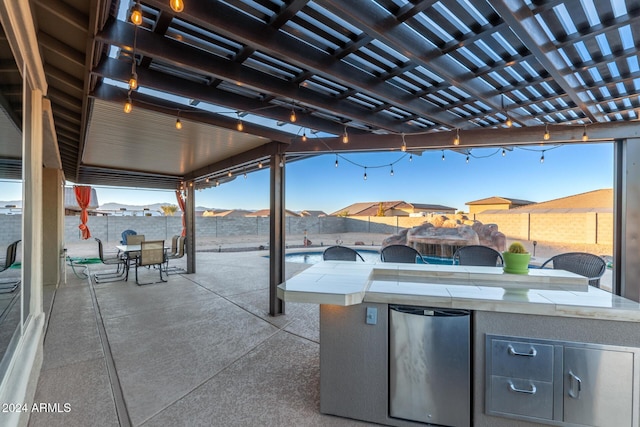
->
[2, 0, 640, 314]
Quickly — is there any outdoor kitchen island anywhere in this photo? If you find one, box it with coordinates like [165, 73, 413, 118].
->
[278, 262, 640, 427]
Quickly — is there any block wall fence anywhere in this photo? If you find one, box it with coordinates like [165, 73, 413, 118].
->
[0, 212, 613, 248]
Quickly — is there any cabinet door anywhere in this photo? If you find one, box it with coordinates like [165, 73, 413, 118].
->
[564, 346, 634, 426]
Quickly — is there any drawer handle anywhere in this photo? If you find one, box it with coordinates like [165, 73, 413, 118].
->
[508, 380, 537, 395]
[508, 344, 537, 357]
[568, 370, 582, 399]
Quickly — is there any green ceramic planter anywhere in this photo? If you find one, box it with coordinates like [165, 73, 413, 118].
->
[502, 252, 531, 274]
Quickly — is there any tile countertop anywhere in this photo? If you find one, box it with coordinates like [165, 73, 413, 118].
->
[277, 261, 640, 323]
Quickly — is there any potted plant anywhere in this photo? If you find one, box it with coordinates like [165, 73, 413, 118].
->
[502, 242, 531, 274]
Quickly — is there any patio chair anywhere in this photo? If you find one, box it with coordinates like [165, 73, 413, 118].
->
[166, 236, 186, 274]
[453, 245, 503, 267]
[0, 240, 21, 293]
[124, 234, 145, 266]
[323, 245, 365, 262]
[380, 244, 425, 263]
[93, 238, 127, 283]
[120, 229, 137, 245]
[539, 252, 607, 288]
[135, 240, 168, 285]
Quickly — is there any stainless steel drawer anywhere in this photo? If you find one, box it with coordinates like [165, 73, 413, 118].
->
[488, 375, 554, 420]
[491, 339, 554, 382]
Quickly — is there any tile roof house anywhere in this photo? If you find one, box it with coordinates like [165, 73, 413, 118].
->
[331, 201, 456, 217]
[465, 196, 535, 214]
[245, 209, 301, 217]
[299, 210, 327, 217]
[507, 189, 613, 214]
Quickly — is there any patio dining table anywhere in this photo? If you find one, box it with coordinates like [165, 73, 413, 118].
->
[115, 244, 170, 281]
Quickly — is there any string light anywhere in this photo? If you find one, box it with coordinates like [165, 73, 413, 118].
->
[442, 150, 445, 161]
[244, 170, 247, 179]
[129, 25, 139, 90]
[258, 161, 263, 168]
[502, 148, 506, 157]
[453, 128, 460, 145]
[175, 117, 182, 129]
[409, 154, 413, 162]
[540, 151, 545, 163]
[290, 107, 297, 123]
[582, 124, 589, 141]
[363, 167, 367, 180]
[390, 165, 394, 176]
[130, 1, 143, 25]
[401, 133, 407, 152]
[335, 155, 339, 168]
[543, 123, 550, 141]
[302, 130, 307, 142]
[466, 154, 470, 163]
[215, 180, 220, 187]
[342, 126, 349, 144]
[236, 112, 244, 131]
[227, 170, 232, 177]
[502, 94, 512, 127]
[205, 177, 209, 183]
[124, 93, 133, 113]
[169, 0, 184, 13]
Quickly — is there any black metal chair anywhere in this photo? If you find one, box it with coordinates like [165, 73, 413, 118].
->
[539, 252, 607, 288]
[135, 240, 168, 285]
[0, 240, 21, 293]
[453, 245, 503, 267]
[380, 244, 425, 263]
[94, 238, 127, 283]
[323, 245, 365, 262]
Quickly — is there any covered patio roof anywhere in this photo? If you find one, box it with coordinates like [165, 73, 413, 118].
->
[2, 0, 640, 189]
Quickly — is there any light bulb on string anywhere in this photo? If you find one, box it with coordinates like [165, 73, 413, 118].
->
[390, 165, 394, 176]
[401, 133, 407, 152]
[453, 128, 460, 145]
[227, 170, 232, 177]
[505, 115, 512, 128]
[205, 177, 210, 183]
[129, 71, 138, 91]
[236, 119, 243, 131]
[244, 171, 247, 179]
[409, 154, 413, 162]
[335, 155, 339, 168]
[130, 1, 143, 25]
[582, 125, 589, 141]
[290, 107, 297, 123]
[258, 161, 263, 169]
[175, 117, 182, 129]
[342, 126, 349, 144]
[363, 167, 367, 181]
[441, 150, 445, 161]
[169, 0, 184, 13]
[502, 148, 506, 157]
[466, 154, 470, 163]
[543, 123, 550, 141]
[215, 180, 220, 187]
[302, 130, 307, 142]
[540, 151, 545, 163]
[124, 94, 133, 113]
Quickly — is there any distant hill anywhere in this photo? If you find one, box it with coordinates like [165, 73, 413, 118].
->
[0, 200, 22, 208]
[98, 202, 214, 212]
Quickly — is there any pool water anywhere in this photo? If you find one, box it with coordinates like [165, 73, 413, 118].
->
[284, 250, 453, 265]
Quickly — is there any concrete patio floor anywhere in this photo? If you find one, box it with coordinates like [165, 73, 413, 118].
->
[29, 250, 370, 426]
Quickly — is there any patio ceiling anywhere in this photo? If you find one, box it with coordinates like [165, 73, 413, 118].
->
[1, 0, 640, 189]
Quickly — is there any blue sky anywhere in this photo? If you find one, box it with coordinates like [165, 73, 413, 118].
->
[0, 142, 613, 214]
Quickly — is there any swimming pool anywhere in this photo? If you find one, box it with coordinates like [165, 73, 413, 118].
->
[284, 250, 453, 265]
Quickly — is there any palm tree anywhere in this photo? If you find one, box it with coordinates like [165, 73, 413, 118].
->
[160, 204, 178, 216]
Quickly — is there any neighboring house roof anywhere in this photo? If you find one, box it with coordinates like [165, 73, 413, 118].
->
[299, 210, 327, 217]
[478, 189, 613, 214]
[245, 209, 300, 217]
[330, 201, 456, 216]
[209, 209, 253, 217]
[466, 196, 535, 206]
[64, 187, 99, 210]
